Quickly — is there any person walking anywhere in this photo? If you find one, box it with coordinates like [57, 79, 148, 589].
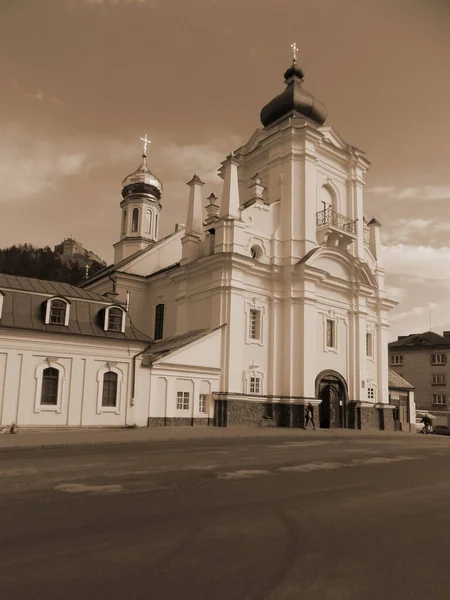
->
[304, 402, 316, 430]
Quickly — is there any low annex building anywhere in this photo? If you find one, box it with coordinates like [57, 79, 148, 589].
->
[0, 274, 221, 427]
[0, 53, 411, 431]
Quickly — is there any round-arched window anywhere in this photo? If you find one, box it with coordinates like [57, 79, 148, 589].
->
[131, 207, 139, 232]
[250, 245, 262, 260]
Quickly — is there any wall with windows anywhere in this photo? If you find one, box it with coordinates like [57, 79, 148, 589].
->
[0, 332, 146, 428]
[389, 348, 450, 411]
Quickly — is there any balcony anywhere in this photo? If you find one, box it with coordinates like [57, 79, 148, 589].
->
[316, 207, 357, 249]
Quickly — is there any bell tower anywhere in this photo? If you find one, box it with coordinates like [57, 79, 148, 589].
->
[113, 135, 163, 264]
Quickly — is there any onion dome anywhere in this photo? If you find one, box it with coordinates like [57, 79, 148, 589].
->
[260, 61, 327, 128]
[121, 154, 163, 201]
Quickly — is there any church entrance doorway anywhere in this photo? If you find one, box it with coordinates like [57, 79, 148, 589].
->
[315, 370, 348, 429]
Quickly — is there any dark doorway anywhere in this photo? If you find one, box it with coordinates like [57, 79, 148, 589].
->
[315, 371, 348, 429]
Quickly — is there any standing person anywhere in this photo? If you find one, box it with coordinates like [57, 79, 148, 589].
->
[304, 402, 316, 430]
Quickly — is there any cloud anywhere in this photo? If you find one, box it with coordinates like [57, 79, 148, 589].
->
[381, 217, 450, 246]
[0, 127, 242, 204]
[383, 244, 450, 281]
[369, 185, 450, 201]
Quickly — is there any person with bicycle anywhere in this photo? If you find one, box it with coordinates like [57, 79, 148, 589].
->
[421, 415, 433, 434]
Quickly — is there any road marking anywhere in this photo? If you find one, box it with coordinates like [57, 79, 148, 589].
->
[55, 483, 123, 494]
[217, 469, 270, 480]
[269, 441, 333, 448]
[280, 462, 342, 472]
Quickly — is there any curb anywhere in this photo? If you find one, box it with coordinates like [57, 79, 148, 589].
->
[0, 428, 417, 453]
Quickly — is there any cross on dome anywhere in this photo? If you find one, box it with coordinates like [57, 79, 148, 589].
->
[291, 42, 298, 63]
[140, 134, 151, 158]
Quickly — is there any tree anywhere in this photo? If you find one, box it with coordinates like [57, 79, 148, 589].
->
[0, 244, 105, 285]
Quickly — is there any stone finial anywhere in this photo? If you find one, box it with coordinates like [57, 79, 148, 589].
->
[205, 193, 220, 220]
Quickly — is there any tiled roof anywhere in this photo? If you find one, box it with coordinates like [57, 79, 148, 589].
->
[388, 369, 414, 390]
[0, 273, 108, 302]
[0, 274, 150, 343]
[141, 327, 221, 366]
[389, 331, 450, 348]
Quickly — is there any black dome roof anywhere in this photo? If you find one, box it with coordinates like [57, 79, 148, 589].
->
[260, 62, 327, 128]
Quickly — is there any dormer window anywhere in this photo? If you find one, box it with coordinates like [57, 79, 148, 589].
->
[45, 298, 70, 326]
[105, 306, 126, 333]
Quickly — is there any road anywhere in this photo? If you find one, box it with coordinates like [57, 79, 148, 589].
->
[0, 432, 449, 599]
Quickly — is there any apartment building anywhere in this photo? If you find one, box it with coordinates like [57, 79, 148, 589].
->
[388, 331, 450, 412]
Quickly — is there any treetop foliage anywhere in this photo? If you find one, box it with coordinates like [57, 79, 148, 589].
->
[0, 243, 105, 286]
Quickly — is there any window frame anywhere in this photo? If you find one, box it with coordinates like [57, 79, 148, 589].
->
[101, 371, 119, 408]
[122, 209, 128, 235]
[245, 300, 265, 346]
[366, 330, 374, 359]
[45, 297, 70, 326]
[249, 376, 261, 394]
[390, 354, 403, 366]
[432, 373, 446, 386]
[325, 318, 337, 351]
[432, 393, 447, 406]
[104, 305, 126, 333]
[431, 353, 447, 366]
[199, 394, 208, 414]
[249, 308, 261, 341]
[96, 366, 123, 414]
[34, 361, 66, 413]
[131, 207, 140, 232]
[144, 209, 153, 235]
[367, 386, 376, 401]
[154, 303, 165, 340]
[176, 391, 190, 411]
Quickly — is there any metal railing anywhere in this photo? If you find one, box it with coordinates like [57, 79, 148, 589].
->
[316, 207, 357, 235]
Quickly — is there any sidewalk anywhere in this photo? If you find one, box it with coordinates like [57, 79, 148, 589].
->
[0, 425, 413, 452]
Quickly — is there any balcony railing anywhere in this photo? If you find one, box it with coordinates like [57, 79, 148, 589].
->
[316, 207, 357, 235]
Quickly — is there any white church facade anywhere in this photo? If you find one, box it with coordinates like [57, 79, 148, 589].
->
[0, 55, 415, 431]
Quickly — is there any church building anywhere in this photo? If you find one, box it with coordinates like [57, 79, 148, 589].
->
[0, 51, 414, 431]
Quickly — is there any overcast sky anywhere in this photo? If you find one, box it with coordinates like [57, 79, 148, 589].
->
[0, 0, 449, 341]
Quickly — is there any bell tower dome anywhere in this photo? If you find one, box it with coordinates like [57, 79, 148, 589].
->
[113, 135, 163, 264]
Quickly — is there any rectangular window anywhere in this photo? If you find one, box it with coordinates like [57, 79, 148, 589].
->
[367, 387, 375, 400]
[154, 303, 165, 340]
[199, 394, 207, 413]
[41, 367, 59, 405]
[249, 309, 261, 341]
[102, 372, 118, 407]
[390, 354, 403, 366]
[366, 332, 373, 358]
[326, 319, 336, 348]
[431, 354, 446, 365]
[432, 373, 446, 385]
[432, 393, 446, 405]
[249, 377, 260, 394]
[176, 391, 190, 410]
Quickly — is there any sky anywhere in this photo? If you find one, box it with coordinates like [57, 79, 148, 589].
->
[0, 0, 449, 341]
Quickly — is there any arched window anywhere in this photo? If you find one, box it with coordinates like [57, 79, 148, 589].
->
[155, 213, 159, 237]
[102, 371, 118, 407]
[49, 299, 68, 325]
[106, 306, 124, 332]
[40, 367, 59, 406]
[122, 209, 127, 235]
[131, 207, 139, 232]
[154, 303, 165, 340]
[144, 209, 152, 234]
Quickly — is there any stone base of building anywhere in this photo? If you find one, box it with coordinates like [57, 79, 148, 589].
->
[147, 417, 212, 427]
[214, 397, 307, 428]
[347, 401, 397, 431]
[214, 397, 403, 431]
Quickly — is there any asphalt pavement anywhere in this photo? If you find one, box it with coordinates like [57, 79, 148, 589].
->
[0, 432, 449, 599]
